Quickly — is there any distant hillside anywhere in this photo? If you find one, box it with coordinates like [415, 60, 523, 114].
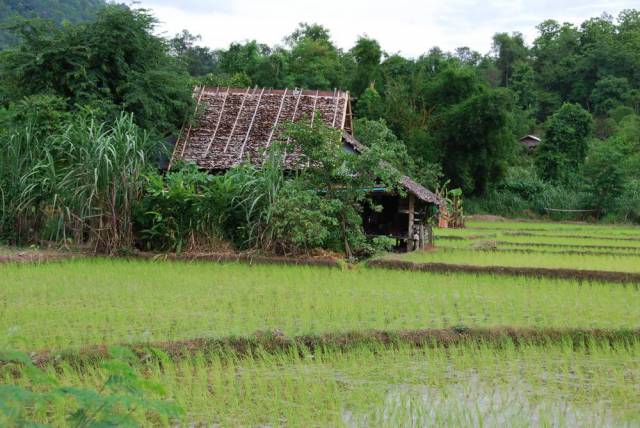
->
[0, 0, 105, 48]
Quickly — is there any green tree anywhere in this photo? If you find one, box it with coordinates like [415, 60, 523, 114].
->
[491, 32, 529, 87]
[536, 103, 594, 181]
[582, 140, 625, 213]
[590, 76, 632, 115]
[169, 30, 217, 76]
[0, 5, 192, 135]
[532, 20, 581, 114]
[284, 23, 346, 90]
[414, 67, 516, 194]
[355, 84, 384, 120]
[0, 0, 105, 49]
[283, 119, 400, 258]
[350, 36, 382, 96]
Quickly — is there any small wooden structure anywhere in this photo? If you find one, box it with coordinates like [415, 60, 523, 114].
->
[169, 86, 443, 251]
[519, 135, 541, 152]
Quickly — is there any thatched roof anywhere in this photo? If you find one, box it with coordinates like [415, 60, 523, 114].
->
[343, 132, 443, 206]
[170, 86, 441, 205]
[169, 87, 351, 170]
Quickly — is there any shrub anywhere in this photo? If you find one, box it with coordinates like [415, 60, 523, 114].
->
[618, 179, 640, 223]
[134, 165, 233, 253]
[268, 180, 337, 255]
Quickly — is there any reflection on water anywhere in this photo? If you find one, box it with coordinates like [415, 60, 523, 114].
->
[344, 374, 617, 427]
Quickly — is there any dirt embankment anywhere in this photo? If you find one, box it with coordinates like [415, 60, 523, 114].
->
[28, 327, 640, 368]
[367, 259, 640, 284]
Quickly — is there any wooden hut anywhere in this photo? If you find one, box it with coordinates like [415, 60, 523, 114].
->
[519, 135, 541, 152]
[169, 87, 442, 251]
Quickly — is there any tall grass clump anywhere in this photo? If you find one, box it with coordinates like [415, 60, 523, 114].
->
[0, 126, 52, 243]
[53, 114, 153, 252]
[0, 112, 154, 253]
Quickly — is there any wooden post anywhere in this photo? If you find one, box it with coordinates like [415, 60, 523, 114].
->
[407, 194, 415, 251]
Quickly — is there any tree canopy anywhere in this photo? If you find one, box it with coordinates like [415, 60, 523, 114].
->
[0, 5, 192, 135]
[0, 0, 105, 48]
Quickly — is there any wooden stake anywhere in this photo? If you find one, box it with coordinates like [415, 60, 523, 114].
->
[340, 91, 349, 130]
[238, 87, 265, 162]
[203, 87, 230, 160]
[310, 89, 320, 126]
[265, 88, 288, 151]
[224, 87, 251, 153]
[407, 193, 415, 251]
[331, 89, 339, 127]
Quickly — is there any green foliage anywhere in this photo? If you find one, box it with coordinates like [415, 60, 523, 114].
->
[134, 166, 233, 253]
[350, 36, 382, 97]
[284, 23, 346, 90]
[491, 32, 528, 87]
[197, 71, 252, 88]
[169, 30, 217, 76]
[0, 94, 70, 139]
[591, 76, 632, 115]
[0, 5, 193, 135]
[266, 179, 338, 255]
[355, 84, 384, 120]
[354, 117, 442, 189]
[466, 164, 582, 219]
[536, 103, 593, 182]
[0, 112, 153, 252]
[0, 0, 105, 49]
[281, 119, 401, 257]
[419, 67, 516, 194]
[581, 141, 625, 214]
[0, 347, 182, 426]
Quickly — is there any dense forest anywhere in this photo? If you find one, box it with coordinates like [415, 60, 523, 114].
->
[173, 12, 640, 217]
[0, 0, 105, 48]
[1, 4, 639, 256]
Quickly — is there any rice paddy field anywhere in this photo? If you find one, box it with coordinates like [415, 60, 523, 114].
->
[1, 219, 640, 426]
[391, 219, 640, 274]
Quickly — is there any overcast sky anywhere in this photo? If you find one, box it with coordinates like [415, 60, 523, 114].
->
[131, 0, 638, 57]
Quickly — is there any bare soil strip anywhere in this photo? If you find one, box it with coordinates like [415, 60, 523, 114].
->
[437, 235, 501, 241]
[368, 259, 640, 284]
[28, 327, 640, 368]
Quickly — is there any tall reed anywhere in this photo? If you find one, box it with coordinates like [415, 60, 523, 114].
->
[0, 113, 153, 252]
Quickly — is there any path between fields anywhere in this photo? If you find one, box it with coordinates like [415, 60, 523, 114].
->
[28, 327, 640, 367]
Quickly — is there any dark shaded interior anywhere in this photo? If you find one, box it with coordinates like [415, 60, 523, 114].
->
[363, 191, 426, 238]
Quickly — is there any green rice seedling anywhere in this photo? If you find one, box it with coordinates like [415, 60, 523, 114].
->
[5, 341, 638, 426]
[463, 220, 640, 236]
[1, 259, 639, 351]
[396, 247, 640, 272]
